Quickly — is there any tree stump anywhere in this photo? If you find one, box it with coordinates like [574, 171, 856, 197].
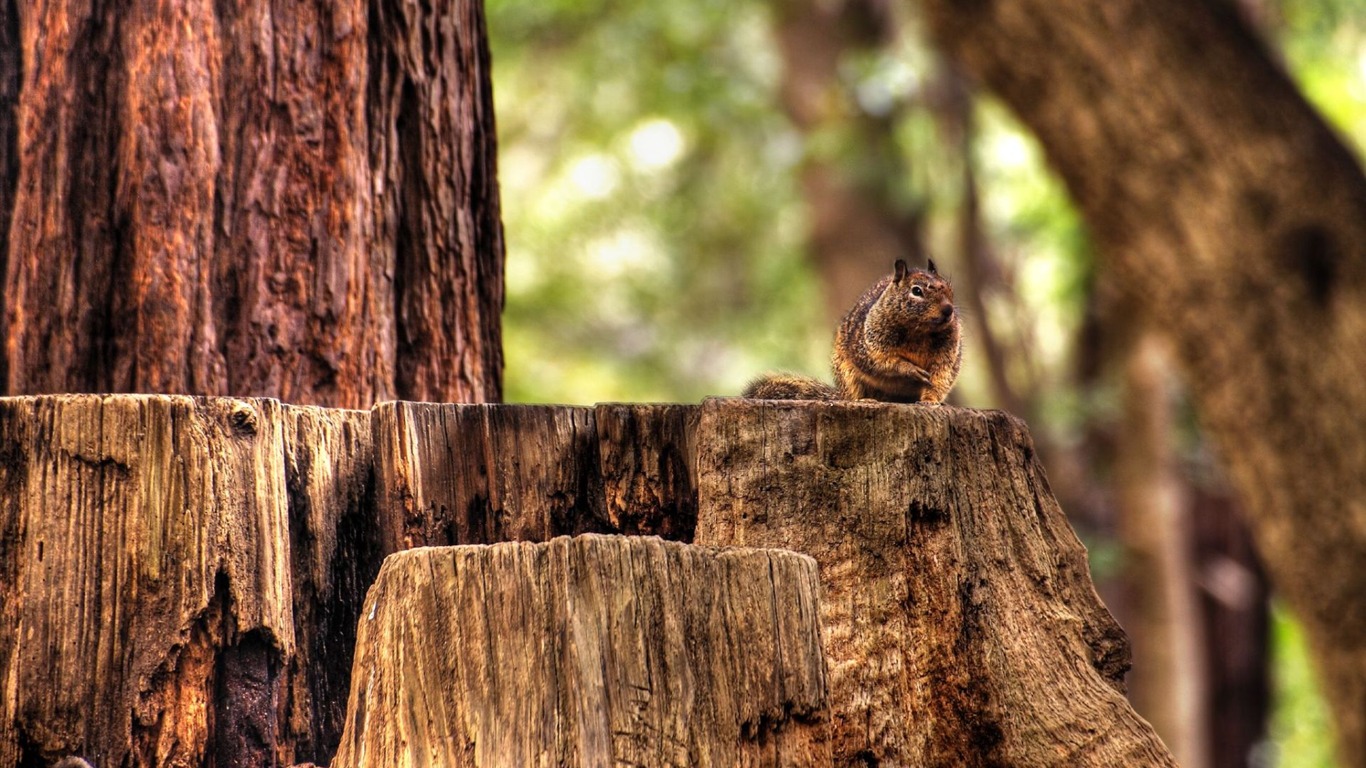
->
[371, 402, 699, 552]
[693, 399, 1176, 766]
[331, 534, 829, 767]
[1, 395, 1173, 766]
[0, 395, 376, 767]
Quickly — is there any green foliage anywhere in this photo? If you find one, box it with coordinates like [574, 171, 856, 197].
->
[1266, 605, 1339, 768]
[488, 0, 1095, 407]
[491, 0, 824, 403]
[1280, 0, 1366, 152]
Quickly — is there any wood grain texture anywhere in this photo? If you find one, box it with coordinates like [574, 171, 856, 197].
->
[281, 405, 380, 764]
[2, 396, 1165, 766]
[331, 534, 829, 768]
[0, 394, 376, 767]
[693, 398, 1175, 767]
[594, 403, 699, 539]
[372, 402, 607, 553]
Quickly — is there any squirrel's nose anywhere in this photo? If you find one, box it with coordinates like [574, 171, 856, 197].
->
[935, 304, 954, 324]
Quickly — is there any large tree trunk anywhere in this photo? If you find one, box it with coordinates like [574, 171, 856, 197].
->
[0, 0, 504, 407]
[1115, 333, 1207, 768]
[917, 0, 1366, 761]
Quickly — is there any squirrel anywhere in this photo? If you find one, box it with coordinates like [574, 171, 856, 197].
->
[744, 258, 962, 404]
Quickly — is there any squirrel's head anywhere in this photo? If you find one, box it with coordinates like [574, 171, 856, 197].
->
[885, 258, 956, 333]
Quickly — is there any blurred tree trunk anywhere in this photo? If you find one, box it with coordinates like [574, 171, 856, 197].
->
[1115, 332, 1208, 768]
[771, 0, 925, 323]
[1093, 278, 1272, 766]
[920, 0, 1366, 762]
[1192, 487, 1271, 768]
[0, 0, 504, 408]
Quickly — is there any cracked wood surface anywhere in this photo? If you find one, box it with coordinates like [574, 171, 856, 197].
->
[694, 399, 1176, 766]
[2, 395, 1168, 766]
[331, 535, 829, 768]
[0, 395, 375, 767]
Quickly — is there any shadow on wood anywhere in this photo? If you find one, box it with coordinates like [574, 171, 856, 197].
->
[371, 402, 699, 552]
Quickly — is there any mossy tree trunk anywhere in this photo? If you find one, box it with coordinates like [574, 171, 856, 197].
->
[917, 0, 1366, 761]
[0, 0, 504, 407]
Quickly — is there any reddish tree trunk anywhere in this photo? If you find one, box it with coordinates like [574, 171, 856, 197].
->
[0, 0, 504, 407]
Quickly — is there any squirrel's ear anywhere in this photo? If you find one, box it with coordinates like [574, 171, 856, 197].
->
[894, 259, 908, 282]
[927, 258, 938, 275]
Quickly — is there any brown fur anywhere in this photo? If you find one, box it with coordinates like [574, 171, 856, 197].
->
[743, 373, 840, 401]
[745, 259, 962, 404]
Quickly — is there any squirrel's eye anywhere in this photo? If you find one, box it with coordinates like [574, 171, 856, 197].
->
[910, 285, 925, 298]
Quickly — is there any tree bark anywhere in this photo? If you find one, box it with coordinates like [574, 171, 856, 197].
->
[916, 0, 1366, 760]
[331, 535, 830, 767]
[0, 0, 504, 407]
[693, 399, 1175, 766]
[0, 394, 377, 767]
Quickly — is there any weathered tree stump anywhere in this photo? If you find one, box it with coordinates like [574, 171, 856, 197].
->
[372, 402, 605, 551]
[694, 399, 1176, 766]
[372, 402, 698, 552]
[0, 395, 376, 767]
[280, 404, 378, 761]
[2, 395, 1172, 766]
[331, 534, 829, 767]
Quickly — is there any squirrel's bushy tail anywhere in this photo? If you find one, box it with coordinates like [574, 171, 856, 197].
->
[743, 373, 840, 401]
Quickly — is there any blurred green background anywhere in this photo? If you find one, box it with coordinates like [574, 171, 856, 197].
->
[487, 0, 1365, 765]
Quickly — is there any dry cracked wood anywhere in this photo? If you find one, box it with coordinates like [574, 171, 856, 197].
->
[693, 398, 1176, 766]
[3, 395, 1169, 766]
[371, 401, 700, 552]
[331, 534, 828, 768]
[0, 394, 375, 767]
[372, 402, 605, 551]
